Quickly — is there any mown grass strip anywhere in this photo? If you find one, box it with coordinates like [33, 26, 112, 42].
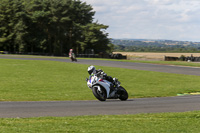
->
[1, 54, 200, 67]
[1, 111, 200, 133]
[1, 58, 200, 101]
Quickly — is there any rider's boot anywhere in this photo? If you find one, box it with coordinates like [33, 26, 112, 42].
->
[110, 84, 115, 92]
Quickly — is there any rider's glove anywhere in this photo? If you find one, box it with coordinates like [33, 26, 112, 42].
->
[96, 72, 101, 77]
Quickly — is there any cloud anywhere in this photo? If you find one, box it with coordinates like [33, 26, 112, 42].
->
[82, 0, 200, 42]
[148, 0, 178, 5]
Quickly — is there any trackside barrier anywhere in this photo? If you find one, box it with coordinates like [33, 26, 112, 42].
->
[165, 56, 200, 62]
[110, 54, 127, 59]
[165, 56, 179, 61]
[76, 53, 127, 59]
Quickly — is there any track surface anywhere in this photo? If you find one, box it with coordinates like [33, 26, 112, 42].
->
[1, 96, 200, 118]
[1, 55, 200, 118]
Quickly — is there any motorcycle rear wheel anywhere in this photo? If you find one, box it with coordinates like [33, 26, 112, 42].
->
[118, 86, 128, 101]
[92, 86, 107, 101]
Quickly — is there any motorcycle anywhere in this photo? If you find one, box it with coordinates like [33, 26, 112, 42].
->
[70, 53, 77, 62]
[86, 74, 128, 101]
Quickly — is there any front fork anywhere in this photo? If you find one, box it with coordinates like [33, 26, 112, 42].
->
[97, 86, 103, 93]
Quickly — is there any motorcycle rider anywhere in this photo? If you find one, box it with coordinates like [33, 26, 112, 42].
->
[69, 49, 77, 62]
[87, 65, 117, 87]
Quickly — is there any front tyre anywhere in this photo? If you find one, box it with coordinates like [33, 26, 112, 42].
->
[92, 86, 107, 101]
[118, 86, 128, 101]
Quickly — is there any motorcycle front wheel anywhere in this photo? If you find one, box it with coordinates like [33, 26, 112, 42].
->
[92, 86, 107, 101]
[118, 86, 128, 101]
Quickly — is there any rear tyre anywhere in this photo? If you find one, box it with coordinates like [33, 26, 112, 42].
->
[92, 86, 107, 101]
[118, 86, 128, 101]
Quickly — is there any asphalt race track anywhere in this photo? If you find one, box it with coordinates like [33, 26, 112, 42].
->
[1, 55, 200, 118]
[1, 95, 200, 118]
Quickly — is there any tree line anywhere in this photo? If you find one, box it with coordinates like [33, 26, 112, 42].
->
[0, 0, 112, 55]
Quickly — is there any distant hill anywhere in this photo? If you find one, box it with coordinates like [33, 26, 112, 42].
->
[111, 39, 200, 46]
[111, 39, 200, 52]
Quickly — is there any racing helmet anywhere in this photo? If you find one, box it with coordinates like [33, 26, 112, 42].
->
[88, 65, 96, 75]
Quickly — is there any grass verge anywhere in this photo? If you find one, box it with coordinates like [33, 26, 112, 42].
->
[1, 111, 200, 133]
[2, 54, 200, 67]
[1, 58, 200, 101]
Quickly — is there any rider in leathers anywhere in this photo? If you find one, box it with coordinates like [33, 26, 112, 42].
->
[87, 65, 116, 87]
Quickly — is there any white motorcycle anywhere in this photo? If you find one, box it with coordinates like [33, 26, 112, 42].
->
[86, 74, 128, 101]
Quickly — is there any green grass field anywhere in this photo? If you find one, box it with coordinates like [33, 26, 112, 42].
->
[1, 111, 200, 133]
[1, 57, 200, 132]
[1, 58, 200, 101]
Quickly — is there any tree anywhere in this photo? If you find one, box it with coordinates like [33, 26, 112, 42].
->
[78, 22, 110, 54]
[0, 0, 24, 52]
[0, 0, 111, 55]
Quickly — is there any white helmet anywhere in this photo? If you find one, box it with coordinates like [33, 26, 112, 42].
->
[88, 65, 96, 75]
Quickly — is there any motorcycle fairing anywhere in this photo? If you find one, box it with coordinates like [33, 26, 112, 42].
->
[87, 75, 113, 98]
[92, 81, 111, 98]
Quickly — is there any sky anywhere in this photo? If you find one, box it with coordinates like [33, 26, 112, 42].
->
[82, 0, 200, 42]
